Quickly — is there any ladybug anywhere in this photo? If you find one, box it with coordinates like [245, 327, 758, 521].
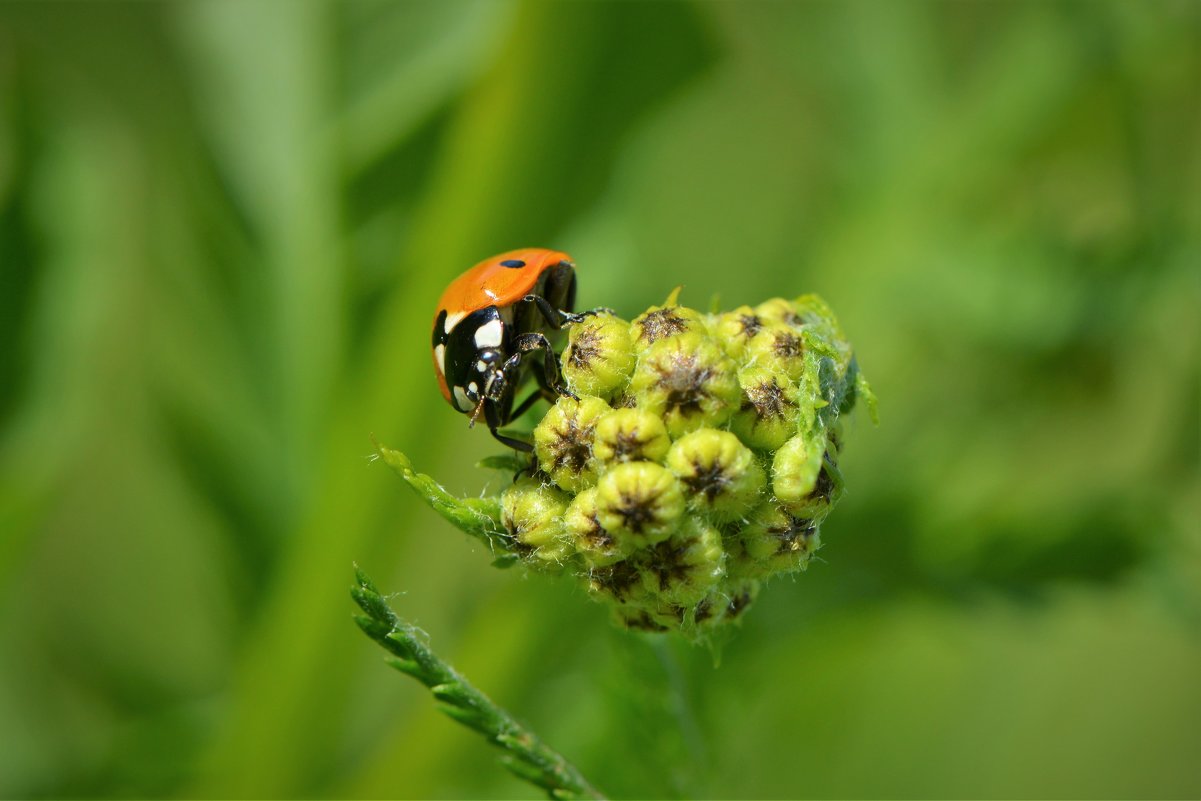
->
[431, 248, 597, 451]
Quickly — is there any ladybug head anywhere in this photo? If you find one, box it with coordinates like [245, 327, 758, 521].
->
[437, 306, 520, 421]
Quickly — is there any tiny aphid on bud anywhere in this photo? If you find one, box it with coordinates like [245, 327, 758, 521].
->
[533, 396, 611, 492]
[593, 408, 671, 466]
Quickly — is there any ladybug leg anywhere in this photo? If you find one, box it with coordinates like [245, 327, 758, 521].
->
[508, 389, 545, 421]
[489, 428, 533, 452]
[522, 294, 615, 330]
[481, 396, 534, 452]
[511, 331, 577, 400]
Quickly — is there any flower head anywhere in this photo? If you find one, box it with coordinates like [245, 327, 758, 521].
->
[388, 291, 872, 638]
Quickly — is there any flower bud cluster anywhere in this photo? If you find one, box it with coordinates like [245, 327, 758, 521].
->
[500, 292, 872, 635]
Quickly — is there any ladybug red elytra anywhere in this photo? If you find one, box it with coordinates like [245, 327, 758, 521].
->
[431, 248, 600, 451]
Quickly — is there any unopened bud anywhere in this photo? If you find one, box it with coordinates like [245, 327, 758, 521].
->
[533, 396, 611, 492]
[561, 313, 636, 400]
[593, 408, 671, 466]
[630, 297, 708, 346]
[500, 478, 574, 566]
[637, 517, 725, 606]
[731, 365, 801, 451]
[564, 488, 629, 567]
[595, 461, 685, 546]
[733, 503, 822, 578]
[666, 428, 765, 522]
[629, 333, 741, 437]
[771, 433, 825, 505]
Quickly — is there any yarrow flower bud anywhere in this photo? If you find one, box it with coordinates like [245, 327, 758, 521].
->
[630, 293, 708, 345]
[501, 478, 574, 566]
[630, 333, 741, 437]
[533, 396, 611, 492]
[593, 408, 671, 466]
[394, 290, 872, 639]
[595, 461, 685, 547]
[561, 312, 636, 400]
[665, 429, 764, 522]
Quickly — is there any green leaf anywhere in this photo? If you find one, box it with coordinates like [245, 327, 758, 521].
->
[375, 443, 512, 554]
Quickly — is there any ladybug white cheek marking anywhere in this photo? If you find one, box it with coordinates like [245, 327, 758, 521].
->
[474, 318, 504, 349]
[453, 386, 471, 409]
[476, 359, 487, 372]
[434, 344, 446, 373]
[444, 311, 467, 334]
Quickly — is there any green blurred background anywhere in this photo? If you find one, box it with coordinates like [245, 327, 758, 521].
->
[1, 1, 1198, 798]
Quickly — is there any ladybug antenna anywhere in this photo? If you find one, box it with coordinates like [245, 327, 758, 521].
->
[468, 396, 486, 428]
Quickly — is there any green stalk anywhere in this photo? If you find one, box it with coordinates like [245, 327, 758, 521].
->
[351, 568, 605, 801]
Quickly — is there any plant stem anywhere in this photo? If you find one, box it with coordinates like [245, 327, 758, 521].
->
[351, 567, 606, 800]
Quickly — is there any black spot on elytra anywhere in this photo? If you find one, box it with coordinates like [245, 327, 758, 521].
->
[500, 259, 526, 268]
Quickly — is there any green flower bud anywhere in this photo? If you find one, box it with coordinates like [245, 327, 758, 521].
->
[500, 478, 574, 566]
[630, 299, 708, 346]
[564, 488, 629, 567]
[734, 503, 822, 578]
[680, 580, 760, 630]
[755, 297, 803, 328]
[586, 558, 651, 605]
[744, 321, 807, 381]
[533, 396, 611, 492]
[711, 305, 765, 361]
[730, 365, 801, 451]
[637, 517, 725, 606]
[784, 457, 844, 520]
[666, 428, 765, 522]
[593, 408, 671, 466]
[595, 461, 685, 546]
[629, 333, 741, 437]
[561, 312, 636, 400]
[771, 432, 825, 505]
